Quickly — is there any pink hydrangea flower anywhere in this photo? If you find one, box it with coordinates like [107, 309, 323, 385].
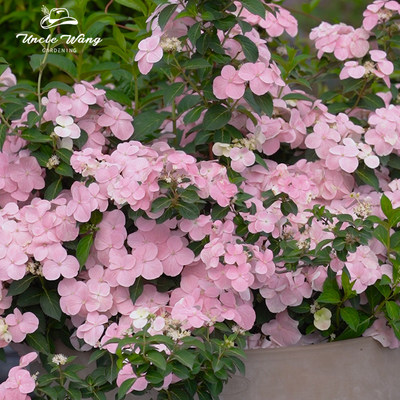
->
[135, 32, 163, 75]
[116, 364, 148, 394]
[363, 0, 400, 31]
[76, 311, 108, 346]
[213, 65, 246, 100]
[97, 101, 134, 141]
[261, 310, 302, 347]
[5, 308, 39, 343]
[54, 115, 81, 139]
[238, 62, 284, 96]
[229, 147, 256, 172]
[326, 138, 360, 173]
[0, 67, 16, 91]
[158, 236, 194, 277]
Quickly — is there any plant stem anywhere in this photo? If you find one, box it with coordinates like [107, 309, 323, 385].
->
[38, 38, 52, 118]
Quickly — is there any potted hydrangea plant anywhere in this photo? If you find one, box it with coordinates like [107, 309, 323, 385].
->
[1, 0, 400, 399]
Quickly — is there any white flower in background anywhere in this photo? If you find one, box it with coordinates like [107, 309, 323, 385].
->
[212, 142, 232, 157]
[52, 354, 68, 365]
[313, 307, 332, 331]
[54, 115, 81, 139]
[0, 318, 11, 343]
[130, 308, 150, 329]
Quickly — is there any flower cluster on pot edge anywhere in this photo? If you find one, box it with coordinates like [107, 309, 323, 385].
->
[1, 0, 400, 398]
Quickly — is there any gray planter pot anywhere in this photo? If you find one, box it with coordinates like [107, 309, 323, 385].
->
[220, 337, 400, 400]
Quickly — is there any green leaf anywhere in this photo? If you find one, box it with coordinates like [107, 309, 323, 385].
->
[7, 275, 36, 296]
[240, 0, 266, 18]
[381, 194, 393, 220]
[183, 58, 212, 70]
[281, 200, 298, 216]
[30, 54, 77, 78]
[55, 163, 74, 177]
[358, 94, 385, 111]
[113, 25, 126, 51]
[172, 350, 197, 369]
[40, 290, 62, 321]
[44, 179, 62, 201]
[355, 163, 379, 191]
[253, 92, 273, 117]
[318, 278, 341, 304]
[130, 277, 144, 303]
[151, 197, 172, 213]
[0, 124, 6, 152]
[177, 95, 202, 113]
[211, 205, 229, 220]
[158, 4, 178, 30]
[114, 0, 147, 13]
[180, 187, 199, 203]
[117, 378, 136, 399]
[386, 301, 400, 321]
[188, 22, 202, 45]
[134, 111, 169, 141]
[42, 81, 73, 93]
[26, 332, 51, 354]
[340, 307, 359, 331]
[162, 82, 185, 105]
[177, 201, 199, 220]
[391, 231, 400, 250]
[282, 93, 313, 102]
[373, 225, 389, 247]
[89, 349, 107, 364]
[183, 105, 205, 124]
[203, 105, 232, 131]
[55, 148, 72, 164]
[76, 234, 94, 267]
[21, 128, 52, 143]
[233, 35, 259, 63]
[147, 350, 167, 370]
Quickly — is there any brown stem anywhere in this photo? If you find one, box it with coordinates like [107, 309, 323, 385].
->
[105, 0, 114, 14]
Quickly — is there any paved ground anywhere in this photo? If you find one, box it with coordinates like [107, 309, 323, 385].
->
[0, 347, 19, 382]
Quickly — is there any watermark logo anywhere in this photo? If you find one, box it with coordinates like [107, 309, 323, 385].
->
[15, 4, 102, 51]
[40, 5, 78, 29]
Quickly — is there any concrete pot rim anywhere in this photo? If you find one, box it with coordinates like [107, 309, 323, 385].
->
[244, 336, 393, 355]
